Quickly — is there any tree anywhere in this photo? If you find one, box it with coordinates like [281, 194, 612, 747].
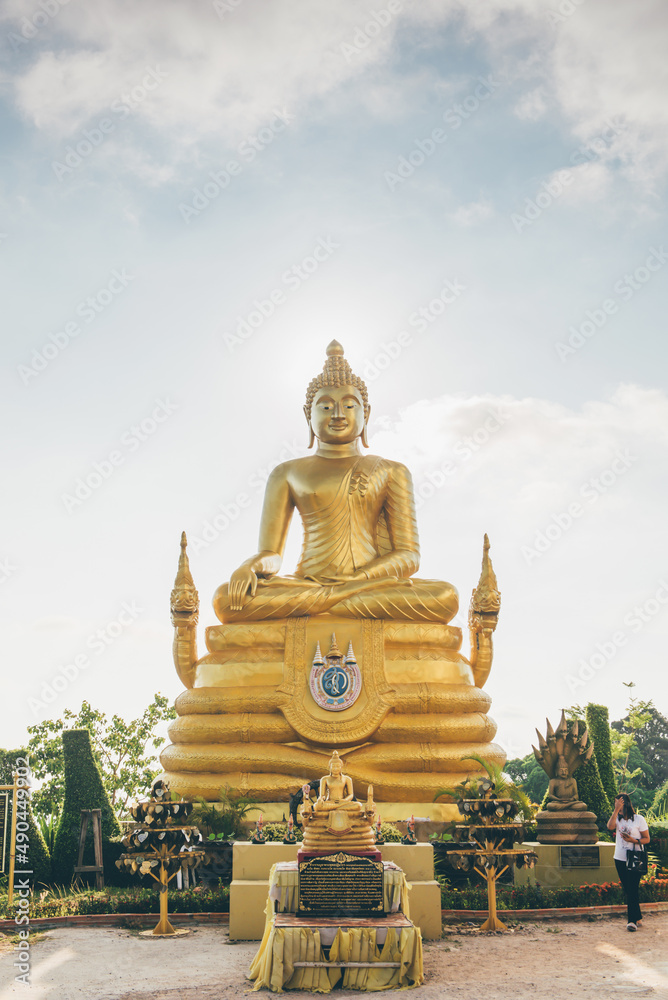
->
[612, 700, 668, 789]
[609, 683, 653, 793]
[651, 779, 668, 817]
[504, 754, 548, 804]
[585, 704, 617, 805]
[51, 729, 121, 885]
[27, 694, 176, 816]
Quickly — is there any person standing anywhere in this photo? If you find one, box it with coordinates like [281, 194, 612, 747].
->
[607, 793, 650, 931]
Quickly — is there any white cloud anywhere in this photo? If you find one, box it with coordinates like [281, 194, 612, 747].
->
[450, 198, 494, 227]
[514, 86, 547, 121]
[5, 0, 667, 193]
[370, 383, 668, 751]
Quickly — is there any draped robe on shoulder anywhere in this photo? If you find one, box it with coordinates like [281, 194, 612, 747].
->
[214, 455, 458, 623]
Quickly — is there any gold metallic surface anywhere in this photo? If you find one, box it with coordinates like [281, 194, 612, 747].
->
[300, 752, 377, 852]
[161, 342, 504, 802]
[468, 534, 501, 689]
[170, 531, 199, 689]
[167, 714, 298, 744]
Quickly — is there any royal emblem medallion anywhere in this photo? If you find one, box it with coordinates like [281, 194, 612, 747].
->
[309, 634, 362, 711]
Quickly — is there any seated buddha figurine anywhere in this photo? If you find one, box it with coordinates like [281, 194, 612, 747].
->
[546, 756, 588, 811]
[301, 751, 376, 850]
[213, 340, 458, 624]
[533, 712, 598, 844]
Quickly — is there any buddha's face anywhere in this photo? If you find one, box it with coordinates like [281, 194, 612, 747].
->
[556, 761, 568, 778]
[309, 385, 367, 445]
[330, 758, 343, 777]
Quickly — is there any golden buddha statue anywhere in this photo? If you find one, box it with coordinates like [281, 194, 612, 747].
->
[300, 751, 376, 851]
[214, 341, 456, 623]
[160, 342, 505, 817]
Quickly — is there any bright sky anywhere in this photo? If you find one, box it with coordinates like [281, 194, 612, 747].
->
[2, 0, 667, 769]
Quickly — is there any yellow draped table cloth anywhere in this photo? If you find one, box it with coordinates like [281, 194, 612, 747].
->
[248, 863, 424, 993]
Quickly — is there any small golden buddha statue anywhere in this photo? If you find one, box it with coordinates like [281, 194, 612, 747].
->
[533, 712, 598, 844]
[546, 756, 588, 812]
[213, 340, 458, 624]
[301, 751, 376, 851]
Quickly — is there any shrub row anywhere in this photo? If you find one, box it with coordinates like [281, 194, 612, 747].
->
[0, 884, 230, 919]
[440, 878, 668, 910]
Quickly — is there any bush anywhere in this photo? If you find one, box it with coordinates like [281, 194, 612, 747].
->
[440, 878, 668, 910]
[262, 823, 303, 843]
[651, 779, 668, 817]
[190, 788, 255, 841]
[379, 822, 402, 843]
[0, 883, 230, 919]
[51, 730, 121, 885]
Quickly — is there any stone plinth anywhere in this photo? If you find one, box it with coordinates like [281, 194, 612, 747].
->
[535, 807, 598, 845]
[513, 841, 617, 889]
[229, 841, 441, 941]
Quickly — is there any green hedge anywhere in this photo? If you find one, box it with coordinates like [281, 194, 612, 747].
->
[0, 884, 230, 919]
[51, 730, 121, 885]
[586, 704, 617, 806]
[440, 878, 668, 910]
[568, 719, 611, 826]
[24, 803, 52, 888]
[0, 749, 51, 887]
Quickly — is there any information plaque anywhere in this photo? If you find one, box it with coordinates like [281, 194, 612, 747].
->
[298, 851, 384, 916]
[560, 845, 600, 868]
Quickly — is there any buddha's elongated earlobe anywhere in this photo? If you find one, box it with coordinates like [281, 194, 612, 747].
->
[304, 405, 315, 449]
[361, 422, 369, 448]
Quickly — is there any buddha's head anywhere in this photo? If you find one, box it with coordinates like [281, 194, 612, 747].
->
[328, 750, 344, 777]
[305, 341, 370, 449]
[556, 755, 569, 779]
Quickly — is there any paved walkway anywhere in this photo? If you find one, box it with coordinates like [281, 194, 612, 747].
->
[0, 913, 666, 999]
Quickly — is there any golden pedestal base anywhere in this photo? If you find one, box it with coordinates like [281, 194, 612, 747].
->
[161, 615, 504, 803]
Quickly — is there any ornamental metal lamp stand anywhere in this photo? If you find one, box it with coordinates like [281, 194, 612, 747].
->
[116, 784, 204, 937]
[446, 780, 537, 932]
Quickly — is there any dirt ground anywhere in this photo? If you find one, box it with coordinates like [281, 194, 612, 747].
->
[0, 913, 666, 1000]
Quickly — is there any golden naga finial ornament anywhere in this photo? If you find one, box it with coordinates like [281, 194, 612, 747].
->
[170, 532, 199, 620]
[468, 533, 501, 688]
[169, 533, 199, 689]
[160, 341, 506, 810]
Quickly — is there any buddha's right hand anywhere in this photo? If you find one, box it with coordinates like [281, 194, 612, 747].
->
[228, 565, 258, 610]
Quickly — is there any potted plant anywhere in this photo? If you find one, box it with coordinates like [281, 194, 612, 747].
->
[190, 786, 255, 885]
